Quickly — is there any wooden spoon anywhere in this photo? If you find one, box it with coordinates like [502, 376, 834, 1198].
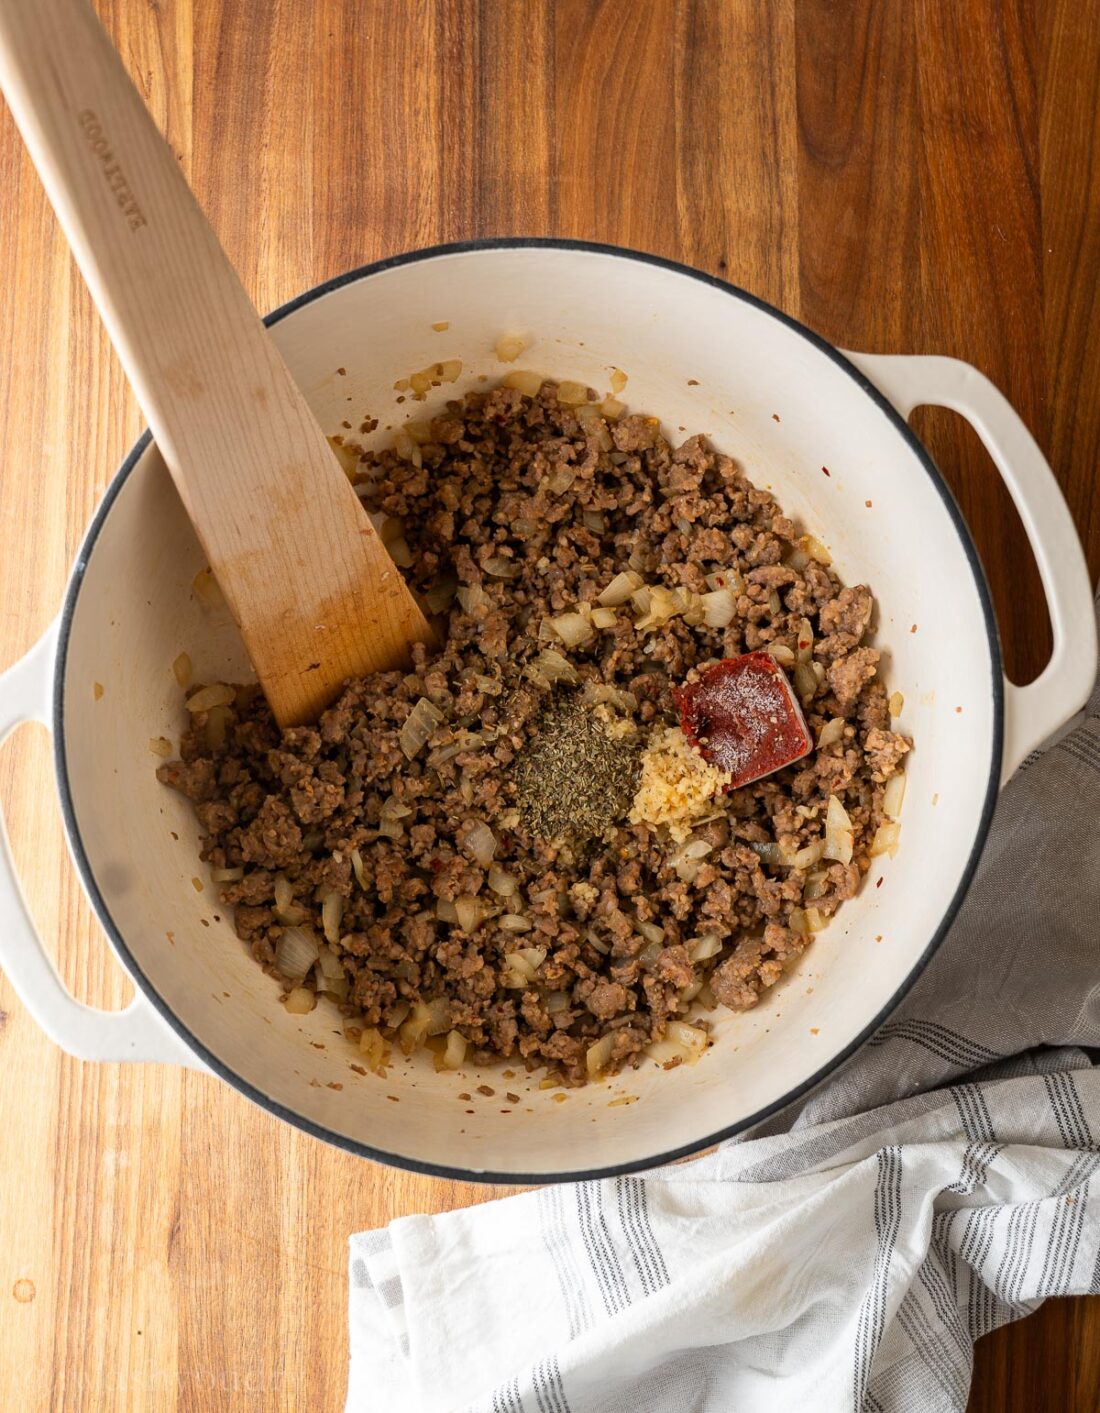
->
[0, 0, 433, 726]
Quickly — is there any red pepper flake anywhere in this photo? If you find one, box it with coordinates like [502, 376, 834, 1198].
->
[821, 466, 831, 477]
[910, 624, 918, 633]
[771, 412, 781, 422]
[673, 653, 812, 789]
[875, 935, 883, 943]
[955, 706, 963, 714]
[350, 1064, 367, 1076]
[876, 877, 884, 888]
[386, 1095, 400, 1103]
[687, 378, 699, 386]
[865, 500, 873, 508]
[810, 1027, 819, 1035]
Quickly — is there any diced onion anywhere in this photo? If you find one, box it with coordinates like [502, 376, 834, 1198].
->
[526, 649, 579, 687]
[799, 534, 832, 566]
[817, 718, 846, 748]
[600, 396, 625, 420]
[768, 590, 782, 616]
[275, 926, 321, 981]
[321, 889, 344, 945]
[584, 927, 609, 955]
[545, 990, 570, 1014]
[779, 839, 826, 870]
[599, 570, 643, 606]
[463, 820, 498, 867]
[637, 921, 665, 946]
[638, 939, 664, 967]
[488, 864, 517, 897]
[582, 510, 606, 533]
[502, 946, 546, 987]
[502, 369, 543, 395]
[186, 683, 235, 713]
[315, 946, 349, 1000]
[823, 795, 855, 865]
[205, 705, 230, 750]
[750, 841, 781, 865]
[789, 906, 827, 935]
[667, 1020, 708, 1063]
[392, 428, 420, 465]
[804, 869, 829, 901]
[283, 986, 316, 1015]
[545, 466, 576, 493]
[590, 607, 617, 630]
[350, 849, 368, 889]
[870, 821, 902, 857]
[796, 617, 814, 665]
[172, 652, 193, 688]
[400, 697, 444, 760]
[210, 866, 244, 883]
[274, 874, 308, 926]
[149, 736, 173, 757]
[549, 612, 594, 648]
[586, 1034, 615, 1078]
[399, 1000, 432, 1054]
[888, 691, 904, 717]
[883, 772, 907, 821]
[441, 1029, 467, 1069]
[456, 583, 487, 615]
[423, 577, 458, 614]
[425, 997, 452, 1036]
[705, 569, 746, 594]
[635, 584, 681, 631]
[689, 933, 723, 962]
[359, 1027, 387, 1074]
[436, 897, 459, 923]
[483, 555, 519, 578]
[387, 536, 415, 568]
[794, 661, 818, 703]
[669, 836, 714, 884]
[766, 643, 796, 667]
[495, 333, 528, 362]
[454, 894, 486, 933]
[699, 588, 737, 628]
[499, 913, 533, 933]
[192, 567, 225, 610]
[557, 380, 590, 405]
[609, 368, 627, 394]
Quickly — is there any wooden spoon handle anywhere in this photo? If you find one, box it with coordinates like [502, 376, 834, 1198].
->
[0, 0, 432, 725]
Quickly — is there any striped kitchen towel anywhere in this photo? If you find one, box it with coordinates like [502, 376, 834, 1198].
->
[347, 597, 1100, 1413]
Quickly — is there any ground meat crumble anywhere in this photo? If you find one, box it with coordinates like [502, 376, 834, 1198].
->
[159, 381, 910, 1085]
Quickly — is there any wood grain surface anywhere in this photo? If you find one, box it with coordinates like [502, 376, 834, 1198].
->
[0, 2, 1096, 1408]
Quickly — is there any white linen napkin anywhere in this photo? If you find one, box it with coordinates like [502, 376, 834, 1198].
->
[348, 600, 1100, 1413]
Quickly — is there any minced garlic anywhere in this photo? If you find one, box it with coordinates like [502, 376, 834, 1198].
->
[629, 726, 730, 842]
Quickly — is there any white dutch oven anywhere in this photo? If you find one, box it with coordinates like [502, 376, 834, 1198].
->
[0, 241, 1095, 1182]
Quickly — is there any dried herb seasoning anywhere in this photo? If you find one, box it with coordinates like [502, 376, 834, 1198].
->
[512, 692, 642, 846]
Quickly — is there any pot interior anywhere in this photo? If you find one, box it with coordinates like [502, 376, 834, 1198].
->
[58, 245, 998, 1177]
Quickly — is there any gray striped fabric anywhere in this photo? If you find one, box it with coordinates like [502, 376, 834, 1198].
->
[348, 599, 1100, 1413]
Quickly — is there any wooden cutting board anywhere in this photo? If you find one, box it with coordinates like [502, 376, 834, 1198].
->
[0, 2, 1097, 1409]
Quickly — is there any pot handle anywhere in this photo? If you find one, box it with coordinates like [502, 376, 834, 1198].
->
[844, 352, 1097, 782]
[0, 621, 206, 1068]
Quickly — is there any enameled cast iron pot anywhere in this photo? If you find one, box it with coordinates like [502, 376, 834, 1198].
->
[0, 241, 1095, 1182]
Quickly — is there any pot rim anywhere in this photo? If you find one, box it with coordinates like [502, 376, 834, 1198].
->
[51, 237, 1005, 1183]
